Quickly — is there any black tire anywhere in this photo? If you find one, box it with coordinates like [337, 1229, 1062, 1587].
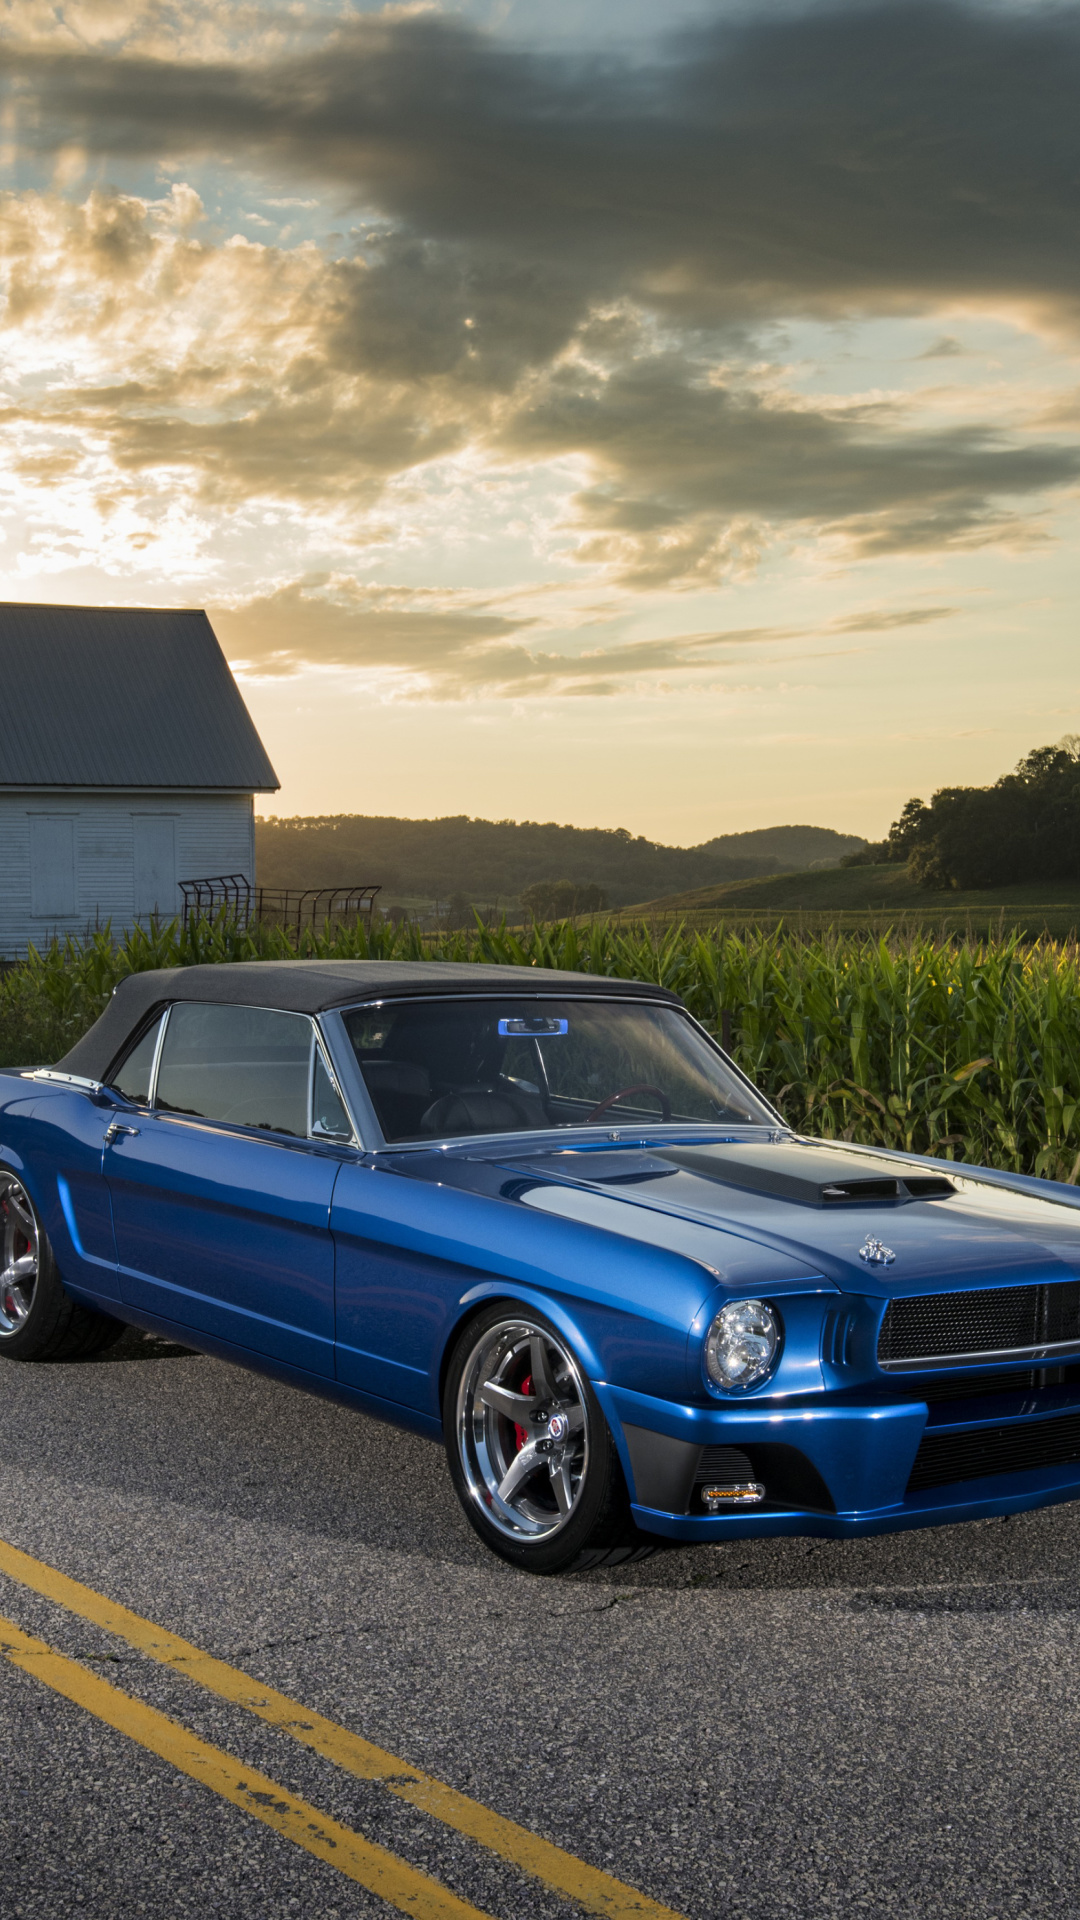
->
[0, 1172, 126, 1362]
[442, 1301, 654, 1575]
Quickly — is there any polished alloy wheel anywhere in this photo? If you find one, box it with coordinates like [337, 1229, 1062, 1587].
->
[0, 1176, 40, 1338]
[456, 1317, 590, 1541]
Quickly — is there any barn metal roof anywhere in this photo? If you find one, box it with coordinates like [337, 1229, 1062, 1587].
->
[0, 604, 278, 790]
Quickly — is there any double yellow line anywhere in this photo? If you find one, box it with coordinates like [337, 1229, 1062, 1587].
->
[0, 1538, 684, 1920]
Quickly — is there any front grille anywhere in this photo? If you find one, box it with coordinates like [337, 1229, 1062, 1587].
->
[878, 1280, 1080, 1370]
[921, 1364, 1080, 1404]
[908, 1408, 1080, 1492]
[923, 1368, 1041, 1403]
[695, 1445, 755, 1484]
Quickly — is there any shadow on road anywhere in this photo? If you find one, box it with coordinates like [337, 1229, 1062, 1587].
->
[7, 1334, 1080, 1605]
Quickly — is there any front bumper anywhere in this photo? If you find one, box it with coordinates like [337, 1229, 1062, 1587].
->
[598, 1381, 1080, 1542]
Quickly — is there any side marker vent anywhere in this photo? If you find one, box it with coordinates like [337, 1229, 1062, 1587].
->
[823, 1309, 857, 1368]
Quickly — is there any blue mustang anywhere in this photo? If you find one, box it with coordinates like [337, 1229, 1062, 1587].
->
[4, 958, 1080, 1574]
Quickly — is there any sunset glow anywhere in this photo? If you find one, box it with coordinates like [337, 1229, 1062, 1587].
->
[1, 0, 1078, 838]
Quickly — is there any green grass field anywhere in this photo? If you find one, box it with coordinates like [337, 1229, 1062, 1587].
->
[619, 863, 1080, 939]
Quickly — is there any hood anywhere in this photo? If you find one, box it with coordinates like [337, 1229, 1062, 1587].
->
[405, 1133, 1080, 1299]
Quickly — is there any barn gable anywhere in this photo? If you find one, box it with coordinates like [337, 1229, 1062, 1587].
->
[0, 604, 279, 956]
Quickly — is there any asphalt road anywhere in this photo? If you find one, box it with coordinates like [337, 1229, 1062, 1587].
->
[2, 1328, 1079, 1920]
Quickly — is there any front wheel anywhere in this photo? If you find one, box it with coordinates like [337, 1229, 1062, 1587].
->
[0, 1173, 126, 1361]
[442, 1304, 651, 1574]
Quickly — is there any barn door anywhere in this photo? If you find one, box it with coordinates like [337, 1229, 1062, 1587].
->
[132, 814, 177, 917]
[28, 815, 77, 918]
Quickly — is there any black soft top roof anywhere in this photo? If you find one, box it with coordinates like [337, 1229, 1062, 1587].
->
[57, 960, 683, 1081]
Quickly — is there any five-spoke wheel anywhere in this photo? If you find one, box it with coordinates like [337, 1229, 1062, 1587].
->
[443, 1304, 648, 1573]
[456, 1316, 590, 1541]
[0, 1175, 40, 1338]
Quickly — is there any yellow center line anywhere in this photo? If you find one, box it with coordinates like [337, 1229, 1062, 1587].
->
[0, 1537, 685, 1920]
[0, 1610, 490, 1920]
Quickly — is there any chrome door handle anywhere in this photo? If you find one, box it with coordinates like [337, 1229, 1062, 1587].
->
[104, 1121, 140, 1143]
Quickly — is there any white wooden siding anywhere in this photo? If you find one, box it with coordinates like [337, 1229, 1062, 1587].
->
[0, 790, 255, 956]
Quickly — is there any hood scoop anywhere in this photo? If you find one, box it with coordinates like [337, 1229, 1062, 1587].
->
[821, 1175, 954, 1204]
[659, 1142, 954, 1209]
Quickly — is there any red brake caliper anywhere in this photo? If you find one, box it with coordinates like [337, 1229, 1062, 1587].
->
[514, 1373, 533, 1451]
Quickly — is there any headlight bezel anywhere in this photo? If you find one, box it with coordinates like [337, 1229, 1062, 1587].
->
[703, 1297, 783, 1393]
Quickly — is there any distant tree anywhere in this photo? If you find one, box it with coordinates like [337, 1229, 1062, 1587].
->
[841, 797, 931, 868]
[841, 841, 888, 868]
[445, 890, 475, 929]
[254, 813, 858, 907]
[887, 798, 932, 860]
[878, 738, 1080, 891]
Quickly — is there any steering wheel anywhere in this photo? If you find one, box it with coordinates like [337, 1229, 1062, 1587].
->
[584, 1084, 672, 1125]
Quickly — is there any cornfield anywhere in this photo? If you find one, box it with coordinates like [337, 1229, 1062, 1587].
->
[3, 913, 1080, 1180]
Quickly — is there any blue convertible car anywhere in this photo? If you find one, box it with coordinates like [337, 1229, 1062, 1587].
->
[4, 958, 1080, 1573]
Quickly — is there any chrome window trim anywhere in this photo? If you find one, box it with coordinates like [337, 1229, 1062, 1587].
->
[22, 1068, 108, 1093]
[321, 988, 782, 1152]
[146, 1005, 170, 1107]
[367, 1122, 786, 1157]
[143, 1000, 359, 1150]
[310, 1026, 359, 1147]
[115, 990, 776, 1155]
[318, 1009, 380, 1149]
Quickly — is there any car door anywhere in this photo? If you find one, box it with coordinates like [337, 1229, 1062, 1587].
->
[104, 1001, 352, 1376]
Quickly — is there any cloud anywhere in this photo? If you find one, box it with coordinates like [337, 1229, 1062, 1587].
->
[501, 352, 1080, 582]
[212, 578, 959, 698]
[2, 182, 1073, 591]
[7, 2, 1080, 327]
[828, 605, 956, 633]
[0, 186, 479, 521]
[3, 9, 1080, 600]
[919, 336, 966, 358]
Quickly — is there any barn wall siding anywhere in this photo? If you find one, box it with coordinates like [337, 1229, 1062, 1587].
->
[0, 790, 254, 957]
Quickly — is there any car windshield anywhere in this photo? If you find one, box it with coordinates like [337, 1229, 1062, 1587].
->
[342, 996, 773, 1143]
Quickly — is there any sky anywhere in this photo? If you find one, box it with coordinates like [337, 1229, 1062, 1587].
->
[0, 0, 1078, 843]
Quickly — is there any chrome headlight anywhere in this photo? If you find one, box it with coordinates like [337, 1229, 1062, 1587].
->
[705, 1299, 781, 1391]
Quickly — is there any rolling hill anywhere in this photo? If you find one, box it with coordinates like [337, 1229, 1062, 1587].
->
[255, 813, 865, 908]
[623, 864, 1080, 937]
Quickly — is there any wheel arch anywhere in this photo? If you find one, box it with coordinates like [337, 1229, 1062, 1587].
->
[0, 1143, 33, 1183]
[437, 1280, 608, 1419]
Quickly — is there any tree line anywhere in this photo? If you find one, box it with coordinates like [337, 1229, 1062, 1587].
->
[255, 813, 864, 908]
[845, 739, 1080, 889]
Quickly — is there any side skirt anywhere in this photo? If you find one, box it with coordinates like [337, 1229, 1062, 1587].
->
[78, 1296, 444, 1443]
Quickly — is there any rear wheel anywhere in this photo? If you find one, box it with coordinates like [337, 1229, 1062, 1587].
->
[443, 1303, 652, 1574]
[0, 1173, 125, 1361]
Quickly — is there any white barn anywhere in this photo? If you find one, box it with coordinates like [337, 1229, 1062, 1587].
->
[0, 604, 279, 957]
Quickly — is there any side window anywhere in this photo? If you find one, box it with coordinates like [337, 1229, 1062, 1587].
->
[312, 1049, 352, 1140]
[155, 1003, 313, 1138]
[108, 1013, 165, 1106]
